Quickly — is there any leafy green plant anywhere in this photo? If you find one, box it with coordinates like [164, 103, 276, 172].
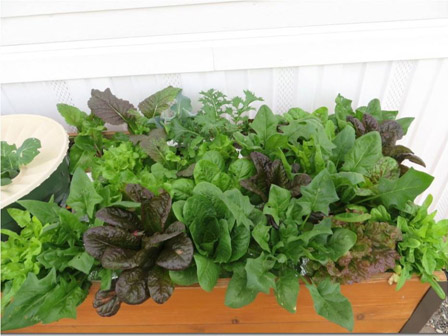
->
[172, 182, 255, 291]
[1, 138, 41, 185]
[393, 195, 448, 299]
[3, 87, 442, 332]
[83, 184, 194, 316]
[1, 169, 98, 331]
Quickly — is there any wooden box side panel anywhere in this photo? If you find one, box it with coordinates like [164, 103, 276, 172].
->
[5, 275, 432, 334]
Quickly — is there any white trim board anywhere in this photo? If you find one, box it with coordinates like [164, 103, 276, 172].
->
[2, 19, 448, 84]
[3, 1, 448, 46]
[1, 0, 244, 18]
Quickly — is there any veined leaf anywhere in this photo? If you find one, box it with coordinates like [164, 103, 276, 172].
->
[88, 88, 135, 125]
[342, 131, 382, 174]
[298, 169, 339, 216]
[378, 168, 434, 210]
[139, 86, 182, 118]
[306, 279, 354, 331]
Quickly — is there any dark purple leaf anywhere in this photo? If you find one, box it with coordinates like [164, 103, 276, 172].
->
[93, 287, 121, 317]
[289, 173, 312, 197]
[309, 212, 326, 224]
[125, 184, 154, 203]
[96, 207, 140, 231]
[240, 177, 268, 202]
[383, 144, 413, 157]
[101, 247, 139, 270]
[395, 153, 426, 167]
[268, 160, 289, 188]
[267, 214, 279, 229]
[83, 226, 141, 259]
[146, 267, 174, 304]
[251, 151, 271, 173]
[240, 152, 274, 202]
[147, 221, 185, 245]
[115, 268, 149, 305]
[379, 120, 403, 147]
[241, 152, 309, 202]
[156, 233, 194, 270]
[362, 114, 379, 132]
[310, 221, 401, 284]
[346, 116, 365, 137]
[88, 88, 135, 125]
[141, 192, 172, 234]
[291, 163, 300, 174]
[134, 243, 161, 269]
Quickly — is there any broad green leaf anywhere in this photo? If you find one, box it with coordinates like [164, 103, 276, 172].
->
[202, 150, 225, 171]
[223, 187, 255, 224]
[211, 172, 233, 191]
[17, 138, 41, 165]
[66, 168, 103, 218]
[67, 252, 95, 274]
[265, 134, 288, 152]
[331, 126, 355, 166]
[2, 269, 87, 331]
[194, 254, 220, 292]
[421, 249, 437, 274]
[225, 265, 258, 308]
[396, 117, 414, 135]
[213, 219, 232, 263]
[169, 266, 198, 286]
[327, 229, 357, 261]
[306, 279, 354, 331]
[378, 168, 434, 210]
[342, 132, 382, 174]
[18, 199, 64, 224]
[170, 178, 194, 201]
[334, 94, 354, 121]
[194, 160, 220, 184]
[298, 218, 333, 245]
[245, 253, 276, 294]
[263, 185, 291, 225]
[139, 86, 182, 118]
[251, 105, 278, 144]
[99, 268, 113, 290]
[252, 222, 271, 252]
[229, 158, 255, 181]
[333, 212, 371, 223]
[280, 119, 335, 154]
[229, 224, 250, 262]
[275, 269, 299, 313]
[331, 172, 365, 188]
[57, 104, 88, 129]
[298, 169, 339, 215]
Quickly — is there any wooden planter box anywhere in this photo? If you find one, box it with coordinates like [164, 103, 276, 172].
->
[5, 272, 446, 334]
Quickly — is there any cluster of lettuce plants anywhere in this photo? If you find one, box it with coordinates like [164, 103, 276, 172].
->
[2, 87, 447, 331]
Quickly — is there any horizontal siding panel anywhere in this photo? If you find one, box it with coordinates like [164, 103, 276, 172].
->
[2, 19, 448, 84]
[3, 1, 448, 46]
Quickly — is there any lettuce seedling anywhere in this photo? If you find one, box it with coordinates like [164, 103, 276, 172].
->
[1, 138, 41, 186]
[83, 184, 193, 316]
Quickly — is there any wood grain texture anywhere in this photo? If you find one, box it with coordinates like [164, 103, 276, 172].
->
[5, 272, 446, 334]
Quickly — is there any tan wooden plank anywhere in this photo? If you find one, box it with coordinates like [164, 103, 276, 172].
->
[6, 273, 436, 334]
[5, 320, 408, 333]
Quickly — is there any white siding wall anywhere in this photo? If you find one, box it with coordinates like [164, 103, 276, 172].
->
[1, 0, 448, 218]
